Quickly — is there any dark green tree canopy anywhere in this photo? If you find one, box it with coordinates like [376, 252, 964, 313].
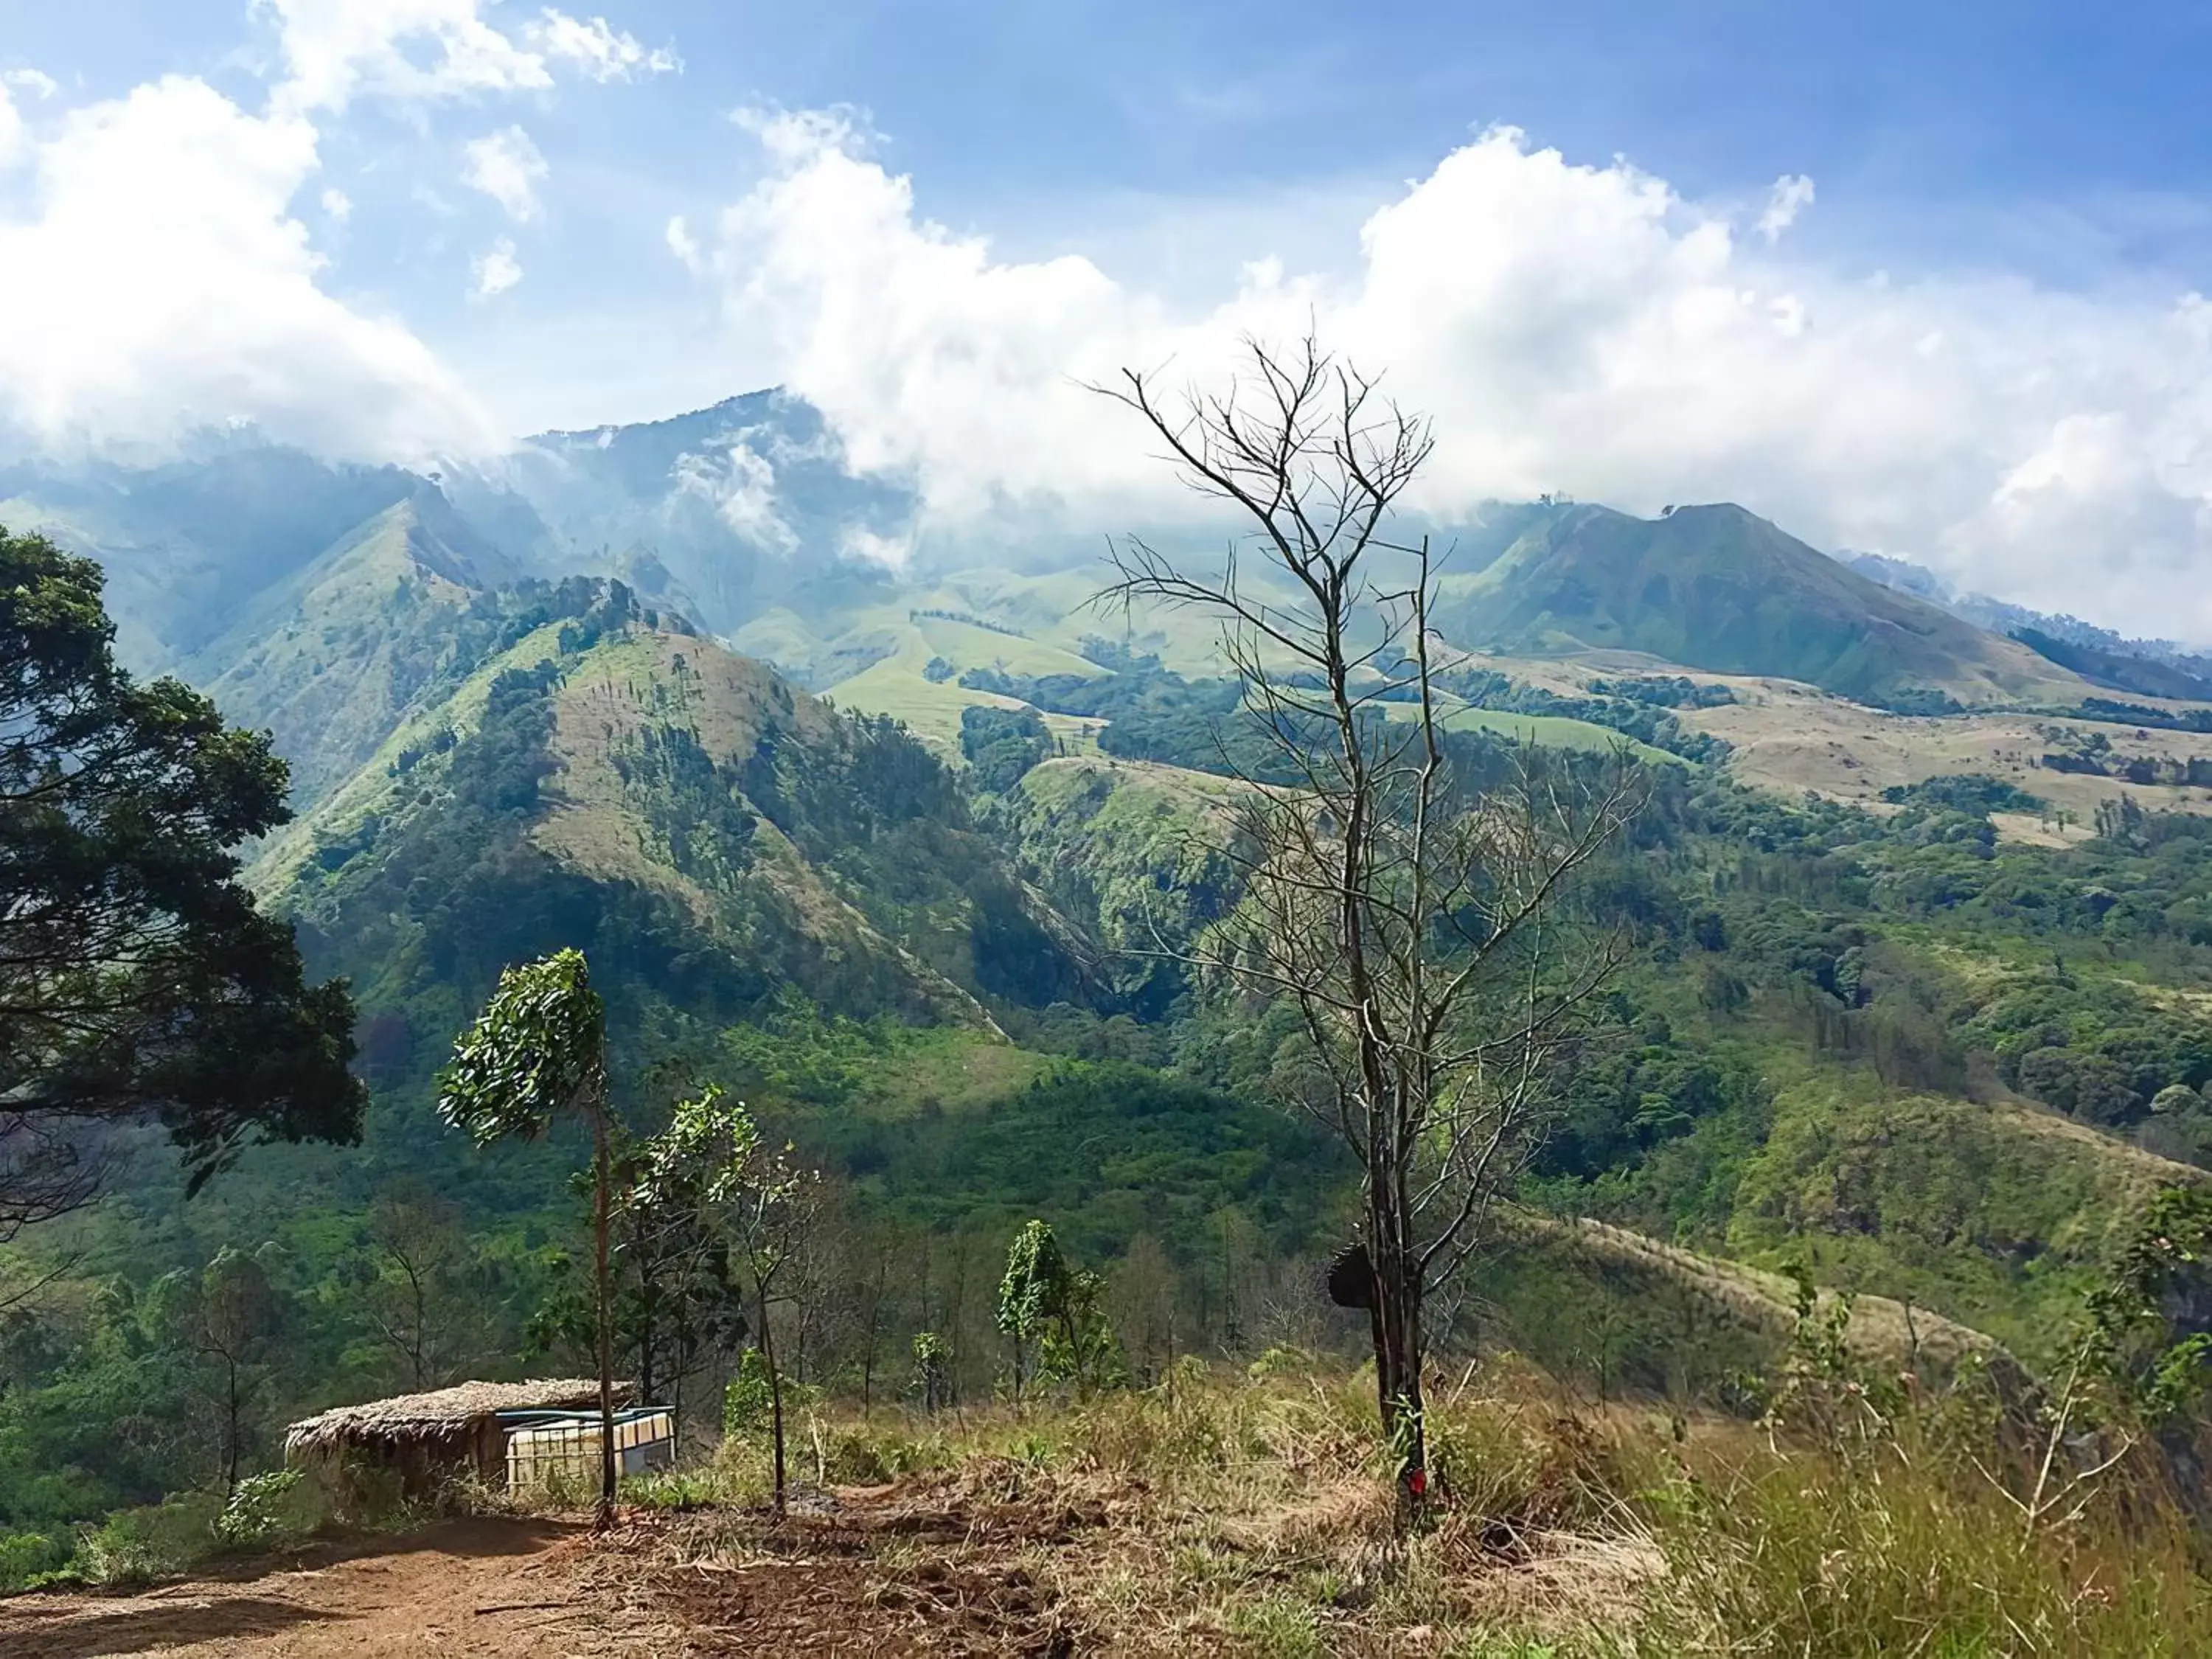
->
[437, 947, 605, 1144]
[1, 528, 363, 1234]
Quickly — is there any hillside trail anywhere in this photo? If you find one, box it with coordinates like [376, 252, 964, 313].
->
[0, 1516, 682, 1658]
[0, 1484, 1088, 1657]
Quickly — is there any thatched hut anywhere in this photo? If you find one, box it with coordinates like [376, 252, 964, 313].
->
[285, 1379, 636, 1496]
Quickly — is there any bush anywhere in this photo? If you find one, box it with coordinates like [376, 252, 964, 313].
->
[74, 1494, 224, 1587]
[723, 1349, 775, 1437]
[0, 1530, 73, 1593]
[213, 1470, 313, 1549]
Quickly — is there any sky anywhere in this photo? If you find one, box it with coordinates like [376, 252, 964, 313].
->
[4, 0, 2212, 636]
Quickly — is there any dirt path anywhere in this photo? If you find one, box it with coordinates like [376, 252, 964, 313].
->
[0, 1517, 681, 1658]
[0, 1484, 1090, 1658]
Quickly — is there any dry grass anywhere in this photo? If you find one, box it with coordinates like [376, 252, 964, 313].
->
[601, 1357, 2212, 1656]
[1671, 674, 2212, 832]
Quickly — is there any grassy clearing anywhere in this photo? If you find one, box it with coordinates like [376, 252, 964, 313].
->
[611, 1357, 2212, 1655]
[1378, 699, 1680, 765]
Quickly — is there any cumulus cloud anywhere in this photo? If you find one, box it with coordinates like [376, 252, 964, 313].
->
[665, 213, 701, 272]
[683, 114, 2212, 639]
[471, 236, 524, 298]
[0, 75, 493, 459]
[1758, 173, 1815, 242]
[0, 1, 668, 462]
[462, 125, 548, 220]
[260, 0, 553, 114]
[524, 9, 681, 80]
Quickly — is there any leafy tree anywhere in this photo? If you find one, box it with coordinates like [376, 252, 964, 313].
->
[996, 1218, 1120, 1399]
[996, 1219, 1062, 1402]
[912, 1330, 950, 1413]
[611, 1090, 753, 1435]
[959, 704, 1054, 793]
[0, 528, 364, 1236]
[438, 947, 619, 1517]
[646, 1086, 818, 1515]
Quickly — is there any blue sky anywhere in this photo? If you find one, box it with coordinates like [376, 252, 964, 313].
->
[5, 1, 2212, 633]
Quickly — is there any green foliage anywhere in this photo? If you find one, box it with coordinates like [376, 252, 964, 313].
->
[438, 948, 605, 1145]
[74, 1492, 226, 1587]
[1879, 773, 2046, 815]
[211, 1469, 308, 1548]
[0, 524, 364, 1229]
[0, 1530, 72, 1592]
[1436, 664, 1731, 762]
[997, 1219, 1123, 1398]
[912, 1330, 950, 1410]
[2090, 1185, 2212, 1423]
[959, 703, 1054, 792]
[723, 1349, 776, 1436]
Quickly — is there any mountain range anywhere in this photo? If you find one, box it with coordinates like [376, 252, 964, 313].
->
[4, 391, 2149, 804]
[14, 389, 2212, 1515]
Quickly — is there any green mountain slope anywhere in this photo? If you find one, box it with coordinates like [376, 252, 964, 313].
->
[184, 493, 529, 808]
[0, 443, 428, 674]
[265, 591, 1093, 1088]
[1435, 502, 2086, 708]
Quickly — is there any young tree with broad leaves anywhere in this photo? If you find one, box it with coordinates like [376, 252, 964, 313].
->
[438, 947, 619, 1520]
[996, 1218, 1119, 1402]
[1095, 337, 1641, 1514]
[1, 528, 364, 1237]
[642, 1085, 819, 1518]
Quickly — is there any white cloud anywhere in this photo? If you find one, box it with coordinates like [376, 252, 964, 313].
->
[674, 438, 796, 549]
[0, 74, 492, 459]
[0, 69, 55, 167]
[0, 4, 663, 462]
[841, 526, 913, 571]
[1758, 173, 1815, 242]
[665, 213, 700, 271]
[258, 0, 553, 114]
[471, 236, 523, 298]
[462, 125, 548, 221]
[524, 9, 681, 80]
[683, 115, 2212, 639]
[0, 88, 23, 170]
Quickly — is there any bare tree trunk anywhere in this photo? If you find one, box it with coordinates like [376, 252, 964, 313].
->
[224, 1357, 243, 1499]
[636, 1209, 657, 1410]
[757, 1279, 787, 1519]
[1368, 1195, 1426, 1506]
[592, 1103, 616, 1524]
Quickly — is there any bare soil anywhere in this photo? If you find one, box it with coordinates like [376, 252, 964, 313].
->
[0, 1485, 1093, 1658]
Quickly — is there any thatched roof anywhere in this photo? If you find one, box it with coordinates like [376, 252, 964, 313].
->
[285, 1379, 636, 1456]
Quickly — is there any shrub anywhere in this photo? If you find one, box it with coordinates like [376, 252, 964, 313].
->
[74, 1494, 224, 1587]
[723, 1349, 774, 1437]
[213, 1470, 313, 1549]
[0, 1530, 73, 1593]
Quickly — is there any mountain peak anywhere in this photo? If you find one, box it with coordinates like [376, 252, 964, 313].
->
[1439, 497, 2084, 707]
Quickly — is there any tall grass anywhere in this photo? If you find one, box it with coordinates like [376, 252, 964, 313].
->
[668, 1354, 2212, 1656]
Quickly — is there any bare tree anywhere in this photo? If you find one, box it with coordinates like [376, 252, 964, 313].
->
[1096, 335, 1641, 1510]
[362, 1189, 476, 1390]
[159, 1245, 284, 1497]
